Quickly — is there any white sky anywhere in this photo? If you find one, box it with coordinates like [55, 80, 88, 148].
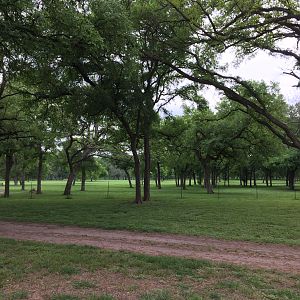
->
[165, 43, 299, 115]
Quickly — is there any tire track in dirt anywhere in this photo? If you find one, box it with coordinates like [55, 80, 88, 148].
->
[0, 221, 299, 274]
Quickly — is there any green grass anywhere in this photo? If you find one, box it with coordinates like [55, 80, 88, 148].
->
[0, 180, 299, 244]
[0, 238, 299, 299]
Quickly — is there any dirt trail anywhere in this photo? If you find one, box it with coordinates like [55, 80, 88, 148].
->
[0, 221, 299, 274]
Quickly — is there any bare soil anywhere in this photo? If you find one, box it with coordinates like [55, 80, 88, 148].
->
[0, 221, 299, 274]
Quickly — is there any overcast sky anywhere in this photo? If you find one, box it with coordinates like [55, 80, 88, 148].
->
[164, 46, 299, 115]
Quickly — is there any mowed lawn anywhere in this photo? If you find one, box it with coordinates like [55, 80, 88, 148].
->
[0, 180, 299, 245]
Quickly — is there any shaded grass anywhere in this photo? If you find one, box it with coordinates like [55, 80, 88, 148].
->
[0, 180, 299, 244]
[0, 238, 299, 299]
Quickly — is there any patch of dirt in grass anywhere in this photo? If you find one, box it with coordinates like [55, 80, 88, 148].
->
[0, 221, 299, 274]
[1, 270, 209, 300]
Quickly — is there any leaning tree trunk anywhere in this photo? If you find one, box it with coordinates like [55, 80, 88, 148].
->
[4, 153, 13, 198]
[124, 169, 133, 188]
[36, 144, 43, 194]
[81, 166, 86, 191]
[143, 134, 151, 201]
[64, 170, 77, 196]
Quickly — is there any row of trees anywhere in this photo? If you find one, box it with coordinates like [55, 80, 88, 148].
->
[0, 0, 299, 202]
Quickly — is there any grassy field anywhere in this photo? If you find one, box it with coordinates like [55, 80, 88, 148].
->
[0, 238, 299, 300]
[0, 180, 299, 245]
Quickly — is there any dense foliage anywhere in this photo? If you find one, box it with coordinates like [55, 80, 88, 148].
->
[0, 0, 299, 201]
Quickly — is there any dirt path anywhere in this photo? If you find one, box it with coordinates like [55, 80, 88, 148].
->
[0, 221, 299, 274]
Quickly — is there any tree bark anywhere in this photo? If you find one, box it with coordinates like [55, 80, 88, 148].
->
[81, 166, 86, 191]
[265, 171, 269, 187]
[157, 161, 161, 189]
[227, 166, 230, 186]
[131, 144, 142, 204]
[288, 170, 296, 190]
[20, 173, 25, 191]
[64, 171, 76, 196]
[143, 135, 151, 201]
[203, 161, 213, 194]
[36, 144, 43, 194]
[4, 153, 13, 198]
[124, 169, 133, 188]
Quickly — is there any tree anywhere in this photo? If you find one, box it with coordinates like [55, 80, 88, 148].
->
[141, 0, 300, 149]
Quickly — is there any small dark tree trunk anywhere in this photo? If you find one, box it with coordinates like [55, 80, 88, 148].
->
[157, 161, 161, 189]
[193, 172, 196, 185]
[269, 171, 273, 187]
[227, 166, 230, 186]
[288, 170, 295, 190]
[4, 153, 13, 198]
[124, 169, 133, 188]
[143, 135, 151, 201]
[180, 174, 187, 190]
[249, 169, 252, 187]
[132, 145, 142, 204]
[36, 144, 43, 194]
[265, 171, 269, 187]
[81, 166, 86, 191]
[253, 169, 256, 186]
[20, 174, 25, 191]
[189, 175, 192, 186]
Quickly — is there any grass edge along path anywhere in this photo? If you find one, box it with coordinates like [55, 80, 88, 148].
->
[0, 180, 299, 245]
[0, 238, 299, 300]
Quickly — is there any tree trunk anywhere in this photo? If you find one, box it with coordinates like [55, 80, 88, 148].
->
[265, 171, 269, 187]
[203, 161, 213, 194]
[4, 153, 14, 198]
[124, 169, 133, 188]
[81, 166, 86, 191]
[36, 144, 43, 194]
[253, 168, 256, 186]
[183, 174, 187, 190]
[288, 170, 296, 190]
[227, 166, 230, 186]
[20, 173, 25, 191]
[64, 171, 76, 196]
[193, 172, 196, 185]
[269, 170, 273, 187]
[157, 161, 161, 189]
[143, 135, 151, 201]
[131, 144, 142, 204]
